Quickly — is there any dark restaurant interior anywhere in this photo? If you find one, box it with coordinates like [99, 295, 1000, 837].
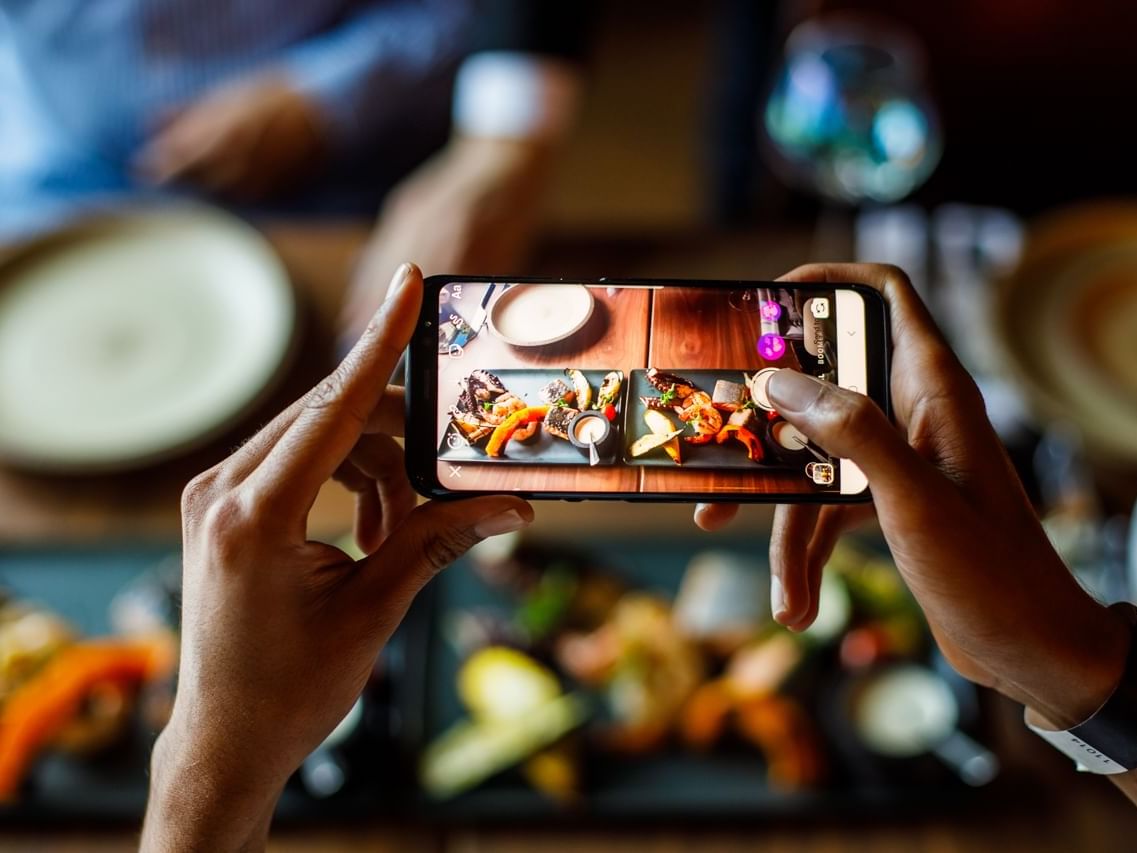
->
[2, 1, 1137, 850]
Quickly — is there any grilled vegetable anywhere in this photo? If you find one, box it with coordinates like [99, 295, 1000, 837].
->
[643, 410, 681, 464]
[715, 424, 764, 461]
[458, 647, 561, 722]
[419, 694, 588, 799]
[596, 371, 622, 407]
[630, 429, 683, 458]
[485, 406, 549, 457]
[564, 369, 592, 411]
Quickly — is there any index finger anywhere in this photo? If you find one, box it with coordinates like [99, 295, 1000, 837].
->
[246, 263, 421, 526]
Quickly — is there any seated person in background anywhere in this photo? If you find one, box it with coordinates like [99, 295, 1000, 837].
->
[0, 0, 473, 231]
[340, 1, 594, 346]
[140, 263, 1135, 851]
[0, 1, 593, 337]
[2, 0, 595, 343]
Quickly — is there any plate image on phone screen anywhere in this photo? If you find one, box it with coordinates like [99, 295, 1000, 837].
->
[405, 277, 889, 503]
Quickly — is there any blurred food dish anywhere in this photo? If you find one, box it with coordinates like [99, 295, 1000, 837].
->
[487, 284, 594, 347]
[996, 203, 1137, 462]
[0, 207, 295, 472]
[407, 535, 996, 816]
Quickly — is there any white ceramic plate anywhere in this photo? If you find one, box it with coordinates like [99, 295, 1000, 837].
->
[0, 206, 295, 472]
[487, 284, 594, 347]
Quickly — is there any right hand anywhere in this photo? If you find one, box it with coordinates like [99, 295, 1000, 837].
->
[695, 263, 1130, 729]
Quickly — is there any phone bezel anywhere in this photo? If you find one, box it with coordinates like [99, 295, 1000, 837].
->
[405, 275, 890, 504]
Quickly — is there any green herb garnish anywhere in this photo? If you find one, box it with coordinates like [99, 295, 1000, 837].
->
[660, 385, 678, 406]
[482, 401, 493, 411]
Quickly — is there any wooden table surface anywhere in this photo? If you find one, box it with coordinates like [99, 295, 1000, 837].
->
[3, 224, 1137, 851]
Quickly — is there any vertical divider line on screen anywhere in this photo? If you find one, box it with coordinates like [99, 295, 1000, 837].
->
[836, 289, 869, 495]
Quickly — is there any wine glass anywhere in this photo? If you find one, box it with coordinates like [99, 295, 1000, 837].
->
[762, 15, 941, 205]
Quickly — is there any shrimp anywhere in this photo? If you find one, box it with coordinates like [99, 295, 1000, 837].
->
[677, 391, 722, 444]
[490, 394, 538, 442]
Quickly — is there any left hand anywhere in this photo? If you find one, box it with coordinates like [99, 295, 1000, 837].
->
[142, 264, 533, 851]
[339, 136, 552, 348]
[134, 75, 327, 200]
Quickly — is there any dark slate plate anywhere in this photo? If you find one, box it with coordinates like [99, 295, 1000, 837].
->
[622, 369, 803, 469]
[438, 369, 624, 466]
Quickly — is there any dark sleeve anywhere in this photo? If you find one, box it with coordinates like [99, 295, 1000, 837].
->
[471, 0, 597, 62]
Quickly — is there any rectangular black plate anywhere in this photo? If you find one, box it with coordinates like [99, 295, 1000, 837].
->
[622, 369, 799, 469]
[438, 369, 623, 466]
[400, 535, 995, 822]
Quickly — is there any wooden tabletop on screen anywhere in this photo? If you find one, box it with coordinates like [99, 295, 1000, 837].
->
[644, 284, 805, 495]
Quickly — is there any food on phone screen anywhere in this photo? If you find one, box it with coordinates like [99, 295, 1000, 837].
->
[486, 406, 549, 457]
[564, 369, 593, 410]
[727, 407, 760, 432]
[711, 379, 748, 412]
[543, 405, 581, 441]
[629, 429, 684, 458]
[643, 409, 683, 464]
[715, 424, 765, 461]
[642, 369, 724, 445]
[441, 369, 624, 465]
[539, 378, 575, 406]
[595, 371, 622, 408]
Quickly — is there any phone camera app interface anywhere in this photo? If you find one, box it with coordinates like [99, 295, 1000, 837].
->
[434, 283, 861, 496]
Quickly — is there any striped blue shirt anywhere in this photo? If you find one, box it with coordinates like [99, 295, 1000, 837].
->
[0, 0, 475, 235]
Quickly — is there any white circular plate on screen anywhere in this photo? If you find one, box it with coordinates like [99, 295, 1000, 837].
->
[0, 207, 295, 472]
[487, 284, 594, 347]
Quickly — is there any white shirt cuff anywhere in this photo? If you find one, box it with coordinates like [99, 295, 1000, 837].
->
[453, 51, 581, 140]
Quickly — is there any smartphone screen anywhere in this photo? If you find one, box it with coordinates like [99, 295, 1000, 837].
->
[407, 277, 888, 502]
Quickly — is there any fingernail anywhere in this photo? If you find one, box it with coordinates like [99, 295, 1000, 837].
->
[770, 573, 787, 621]
[473, 509, 529, 539]
[383, 263, 414, 304]
[767, 369, 825, 414]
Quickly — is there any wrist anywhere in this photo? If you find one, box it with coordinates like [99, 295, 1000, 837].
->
[142, 718, 285, 852]
[1022, 600, 1132, 730]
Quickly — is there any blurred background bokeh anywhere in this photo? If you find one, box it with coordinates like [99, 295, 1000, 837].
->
[2, 1, 1137, 850]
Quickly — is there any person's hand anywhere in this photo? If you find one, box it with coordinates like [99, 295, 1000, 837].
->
[142, 264, 533, 851]
[338, 136, 552, 349]
[134, 75, 327, 200]
[694, 263, 1130, 732]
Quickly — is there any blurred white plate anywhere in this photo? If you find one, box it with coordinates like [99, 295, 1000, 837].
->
[995, 203, 1137, 462]
[487, 284, 594, 347]
[0, 207, 295, 472]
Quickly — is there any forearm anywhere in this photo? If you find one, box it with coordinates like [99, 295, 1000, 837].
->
[141, 725, 285, 853]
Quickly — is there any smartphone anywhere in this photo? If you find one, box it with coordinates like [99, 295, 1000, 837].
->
[405, 276, 889, 503]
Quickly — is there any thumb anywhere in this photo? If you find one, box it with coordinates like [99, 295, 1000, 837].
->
[766, 370, 940, 501]
[359, 496, 534, 603]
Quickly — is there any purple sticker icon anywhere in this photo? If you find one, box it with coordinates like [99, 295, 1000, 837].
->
[757, 333, 786, 360]
[760, 300, 782, 322]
